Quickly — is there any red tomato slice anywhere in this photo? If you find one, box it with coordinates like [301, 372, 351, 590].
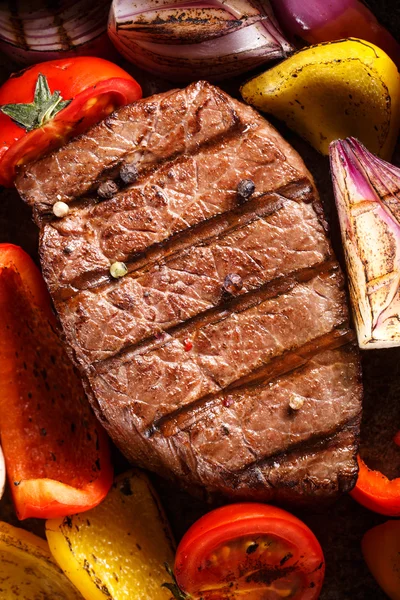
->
[175, 503, 325, 600]
[0, 57, 142, 187]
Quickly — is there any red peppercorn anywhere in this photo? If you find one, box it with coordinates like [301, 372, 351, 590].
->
[223, 396, 234, 408]
[183, 339, 193, 352]
[394, 431, 400, 447]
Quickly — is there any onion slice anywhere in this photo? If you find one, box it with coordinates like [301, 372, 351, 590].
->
[0, 0, 114, 65]
[108, 0, 293, 80]
[330, 137, 400, 349]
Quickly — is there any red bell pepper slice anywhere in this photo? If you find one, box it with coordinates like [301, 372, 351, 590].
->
[351, 455, 400, 516]
[0, 244, 113, 519]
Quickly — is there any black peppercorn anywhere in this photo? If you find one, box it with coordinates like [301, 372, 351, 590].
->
[120, 162, 139, 185]
[237, 178, 255, 200]
[98, 180, 119, 199]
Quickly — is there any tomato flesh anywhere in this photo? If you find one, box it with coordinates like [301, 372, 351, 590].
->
[187, 533, 306, 599]
[175, 504, 325, 600]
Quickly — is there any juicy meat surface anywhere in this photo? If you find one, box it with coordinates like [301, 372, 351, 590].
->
[16, 81, 362, 504]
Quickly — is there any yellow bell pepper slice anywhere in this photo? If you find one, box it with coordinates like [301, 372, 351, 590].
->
[241, 38, 400, 160]
[362, 520, 400, 600]
[0, 520, 83, 599]
[46, 470, 176, 600]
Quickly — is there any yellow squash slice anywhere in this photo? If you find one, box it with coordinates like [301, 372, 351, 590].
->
[0, 521, 83, 599]
[46, 470, 176, 600]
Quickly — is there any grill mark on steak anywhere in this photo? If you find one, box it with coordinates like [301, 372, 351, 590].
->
[42, 118, 250, 221]
[90, 268, 348, 436]
[44, 182, 318, 300]
[48, 192, 288, 297]
[38, 105, 313, 299]
[152, 328, 355, 438]
[147, 345, 361, 482]
[95, 261, 339, 368]
[17, 83, 241, 216]
[44, 179, 316, 300]
[57, 196, 332, 362]
[236, 415, 361, 475]
[220, 426, 360, 502]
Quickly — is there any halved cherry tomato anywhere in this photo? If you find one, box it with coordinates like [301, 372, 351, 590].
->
[351, 455, 400, 516]
[174, 503, 325, 600]
[362, 520, 400, 600]
[0, 57, 142, 187]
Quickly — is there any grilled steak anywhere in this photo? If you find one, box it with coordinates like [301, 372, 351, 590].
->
[16, 81, 362, 504]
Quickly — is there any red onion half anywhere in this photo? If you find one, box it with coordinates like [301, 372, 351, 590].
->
[270, 0, 400, 68]
[0, 0, 114, 65]
[330, 137, 400, 349]
[108, 0, 293, 81]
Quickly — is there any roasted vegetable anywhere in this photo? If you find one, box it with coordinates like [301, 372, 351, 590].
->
[362, 520, 400, 600]
[351, 456, 400, 516]
[173, 503, 325, 600]
[330, 137, 400, 349]
[0, 244, 113, 519]
[0, 521, 83, 599]
[0, 1, 114, 65]
[241, 38, 400, 160]
[108, 0, 292, 81]
[46, 470, 175, 600]
[270, 0, 400, 67]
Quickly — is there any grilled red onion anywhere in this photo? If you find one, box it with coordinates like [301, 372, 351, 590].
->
[0, 0, 114, 65]
[270, 0, 400, 67]
[330, 137, 400, 349]
[108, 1, 293, 81]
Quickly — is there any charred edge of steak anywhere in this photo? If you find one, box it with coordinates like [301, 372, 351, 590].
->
[148, 329, 356, 438]
[50, 182, 322, 300]
[96, 261, 340, 370]
[210, 415, 361, 495]
[141, 423, 361, 506]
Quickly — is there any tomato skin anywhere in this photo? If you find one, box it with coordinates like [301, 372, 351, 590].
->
[351, 456, 400, 516]
[0, 57, 142, 186]
[362, 520, 400, 600]
[175, 503, 325, 600]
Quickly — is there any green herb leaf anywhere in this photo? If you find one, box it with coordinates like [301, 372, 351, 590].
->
[0, 102, 38, 131]
[0, 73, 71, 132]
[34, 73, 52, 105]
[161, 563, 189, 600]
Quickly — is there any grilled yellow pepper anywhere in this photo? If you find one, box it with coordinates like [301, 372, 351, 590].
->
[46, 470, 175, 600]
[241, 38, 400, 160]
[0, 521, 83, 599]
